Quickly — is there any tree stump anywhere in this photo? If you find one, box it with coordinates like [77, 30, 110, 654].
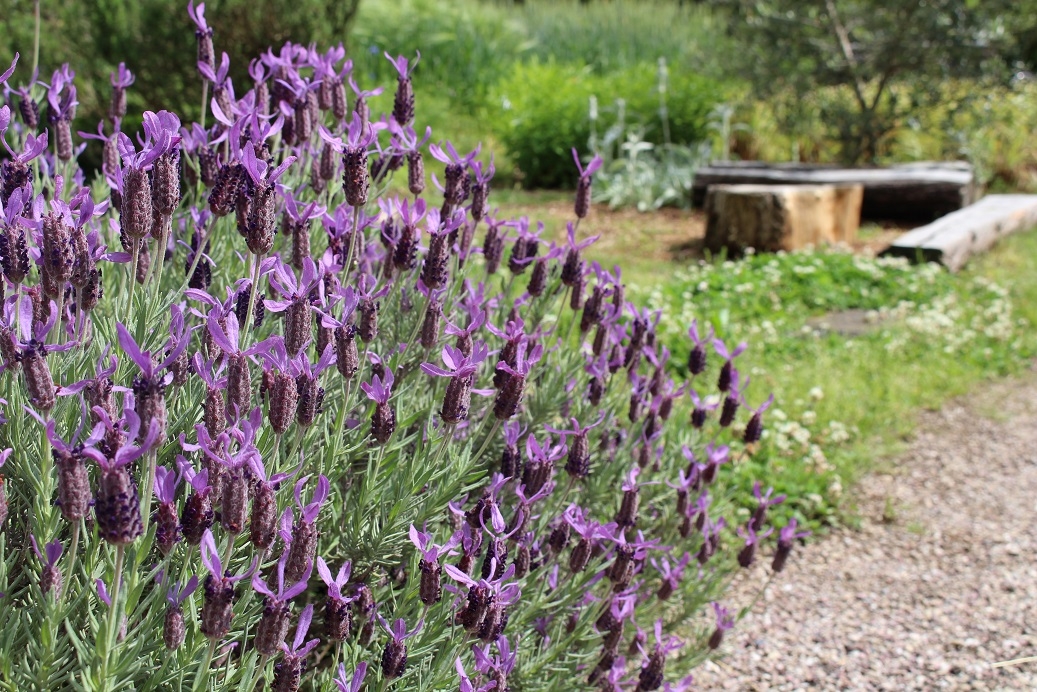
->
[692, 161, 974, 221]
[703, 184, 863, 254]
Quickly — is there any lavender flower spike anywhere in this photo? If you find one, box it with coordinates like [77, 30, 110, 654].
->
[572, 148, 603, 219]
[272, 604, 321, 690]
[361, 367, 396, 444]
[30, 535, 63, 596]
[377, 614, 425, 679]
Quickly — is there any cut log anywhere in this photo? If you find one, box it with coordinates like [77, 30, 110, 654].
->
[882, 194, 1037, 271]
[692, 161, 975, 221]
[704, 184, 863, 254]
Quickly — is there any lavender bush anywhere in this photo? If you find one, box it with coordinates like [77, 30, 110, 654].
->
[0, 6, 801, 690]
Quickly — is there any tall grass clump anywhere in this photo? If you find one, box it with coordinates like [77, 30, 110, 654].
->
[0, 4, 806, 690]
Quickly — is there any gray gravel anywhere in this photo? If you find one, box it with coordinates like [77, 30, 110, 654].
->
[694, 371, 1037, 691]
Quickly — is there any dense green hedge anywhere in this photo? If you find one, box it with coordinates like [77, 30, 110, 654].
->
[492, 61, 727, 187]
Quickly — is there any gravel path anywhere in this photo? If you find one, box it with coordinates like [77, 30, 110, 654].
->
[695, 371, 1037, 691]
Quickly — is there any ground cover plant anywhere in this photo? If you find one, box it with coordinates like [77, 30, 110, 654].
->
[0, 5, 808, 690]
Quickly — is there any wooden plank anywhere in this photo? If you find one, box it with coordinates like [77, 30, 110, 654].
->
[691, 162, 975, 221]
[883, 194, 1037, 271]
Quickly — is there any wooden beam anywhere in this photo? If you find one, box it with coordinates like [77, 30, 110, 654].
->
[883, 194, 1037, 271]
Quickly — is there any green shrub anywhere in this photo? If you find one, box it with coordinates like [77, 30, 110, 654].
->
[493, 61, 726, 187]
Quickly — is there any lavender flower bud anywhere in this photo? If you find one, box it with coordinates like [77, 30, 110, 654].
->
[23, 345, 57, 412]
[153, 151, 182, 216]
[135, 240, 151, 284]
[227, 354, 252, 419]
[570, 273, 584, 311]
[354, 96, 370, 131]
[719, 395, 738, 427]
[580, 285, 604, 333]
[458, 585, 489, 632]
[419, 559, 442, 605]
[272, 655, 303, 692]
[514, 545, 531, 578]
[493, 373, 525, 421]
[772, 541, 794, 573]
[588, 377, 604, 406]
[42, 212, 74, 285]
[266, 371, 298, 435]
[202, 386, 227, 438]
[247, 482, 275, 550]
[200, 576, 235, 640]
[343, 146, 370, 208]
[296, 376, 324, 428]
[575, 176, 592, 220]
[221, 471, 248, 535]
[156, 502, 180, 556]
[255, 599, 291, 657]
[420, 299, 442, 349]
[285, 522, 317, 583]
[478, 602, 507, 642]
[564, 433, 590, 480]
[442, 374, 472, 425]
[331, 78, 348, 120]
[324, 597, 351, 641]
[246, 184, 277, 256]
[708, 628, 725, 650]
[95, 466, 143, 545]
[353, 300, 377, 344]
[54, 119, 73, 162]
[481, 538, 508, 580]
[615, 489, 639, 529]
[1, 222, 30, 284]
[637, 650, 665, 691]
[371, 401, 396, 445]
[335, 325, 360, 379]
[41, 563, 62, 597]
[196, 27, 215, 75]
[209, 163, 243, 218]
[500, 442, 522, 479]
[19, 96, 39, 130]
[393, 75, 414, 127]
[198, 147, 220, 187]
[293, 98, 312, 143]
[688, 344, 706, 376]
[527, 258, 548, 298]
[122, 168, 153, 239]
[53, 451, 90, 522]
[394, 225, 418, 271]
[381, 638, 407, 679]
[164, 605, 186, 650]
[483, 224, 502, 275]
[718, 361, 733, 393]
[569, 537, 591, 573]
[132, 374, 167, 441]
[443, 163, 466, 207]
[421, 234, 450, 290]
[744, 412, 764, 444]
[547, 522, 570, 555]
[285, 301, 312, 357]
[471, 182, 489, 222]
[404, 150, 425, 196]
[181, 491, 214, 545]
[608, 545, 634, 584]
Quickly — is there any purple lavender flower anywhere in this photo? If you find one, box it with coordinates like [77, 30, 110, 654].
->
[421, 342, 490, 425]
[377, 615, 424, 679]
[650, 552, 691, 601]
[708, 602, 735, 650]
[473, 636, 517, 692]
[547, 414, 604, 481]
[560, 221, 599, 287]
[282, 474, 329, 582]
[385, 51, 419, 127]
[749, 482, 786, 533]
[117, 315, 189, 439]
[686, 320, 714, 376]
[252, 550, 313, 656]
[719, 370, 746, 427]
[273, 604, 321, 690]
[153, 464, 182, 555]
[456, 657, 495, 692]
[199, 528, 258, 640]
[772, 518, 810, 573]
[635, 619, 683, 691]
[743, 393, 775, 444]
[712, 338, 747, 393]
[736, 521, 773, 569]
[29, 535, 63, 596]
[493, 342, 543, 421]
[572, 148, 603, 219]
[317, 557, 354, 641]
[410, 524, 459, 606]
[187, 1, 215, 74]
[108, 62, 134, 122]
[361, 367, 396, 444]
[164, 575, 198, 650]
